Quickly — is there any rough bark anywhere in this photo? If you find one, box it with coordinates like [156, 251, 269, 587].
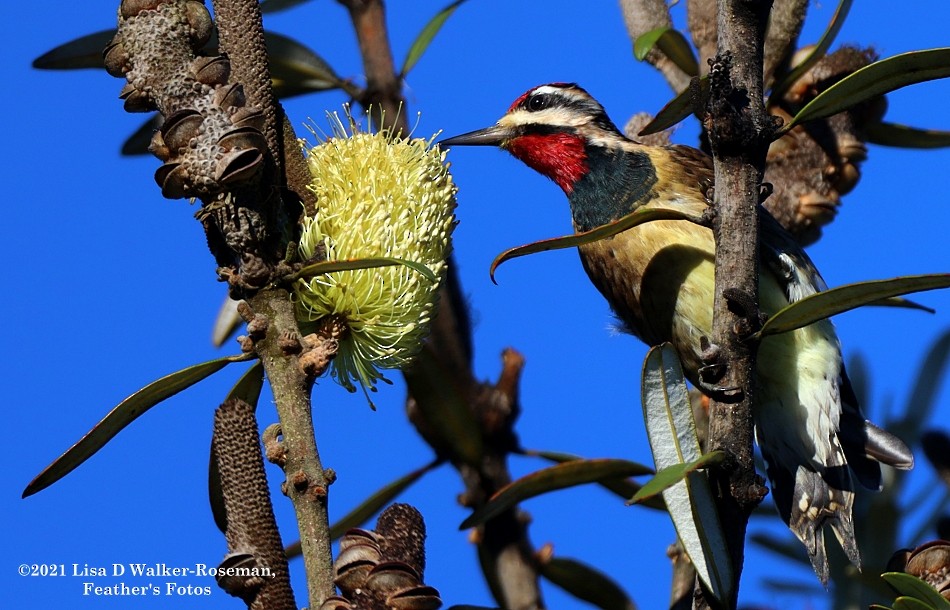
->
[701, 0, 774, 607]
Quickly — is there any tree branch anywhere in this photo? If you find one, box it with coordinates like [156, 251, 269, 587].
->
[337, 0, 403, 127]
[701, 0, 774, 606]
[244, 292, 337, 608]
[332, 3, 545, 606]
[619, 0, 693, 93]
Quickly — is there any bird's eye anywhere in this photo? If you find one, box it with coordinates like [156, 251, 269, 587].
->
[527, 95, 547, 112]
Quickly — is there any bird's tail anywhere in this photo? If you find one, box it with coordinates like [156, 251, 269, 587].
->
[762, 402, 914, 584]
[763, 446, 861, 585]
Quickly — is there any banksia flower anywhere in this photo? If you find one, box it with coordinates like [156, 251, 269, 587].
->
[294, 110, 457, 395]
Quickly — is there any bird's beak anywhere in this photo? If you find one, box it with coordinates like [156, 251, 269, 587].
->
[439, 124, 515, 148]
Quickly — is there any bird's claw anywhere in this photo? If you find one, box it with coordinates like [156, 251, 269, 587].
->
[723, 287, 764, 339]
[698, 337, 743, 401]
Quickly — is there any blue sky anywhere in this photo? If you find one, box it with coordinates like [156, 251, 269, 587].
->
[4, 2, 950, 609]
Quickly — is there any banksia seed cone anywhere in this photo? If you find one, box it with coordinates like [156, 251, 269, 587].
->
[295, 111, 457, 394]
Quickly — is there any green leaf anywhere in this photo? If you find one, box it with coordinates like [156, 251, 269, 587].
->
[633, 27, 698, 76]
[633, 27, 669, 61]
[490, 207, 703, 283]
[265, 31, 343, 95]
[23, 353, 253, 498]
[769, 0, 853, 100]
[294, 256, 437, 283]
[894, 597, 940, 610]
[756, 274, 950, 338]
[459, 459, 653, 530]
[639, 75, 709, 136]
[33, 29, 115, 70]
[209, 362, 265, 534]
[225, 361, 266, 407]
[641, 344, 733, 603]
[540, 556, 637, 610]
[883, 573, 950, 610]
[400, 0, 466, 77]
[212, 296, 244, 348]
[260, 0, 316, 14]
[403, 347, 484, 467]
[871, 605, 896, 610]
[522, 448, 665, 510]
[628, 451, 726, 504]
[872, 296, 936, 314]
[328, 460, 442, 540]
[866, 121, 950, 149]
[778, 48, 950, 136]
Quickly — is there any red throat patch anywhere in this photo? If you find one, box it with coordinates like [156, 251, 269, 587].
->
[507, 132, 588, 194]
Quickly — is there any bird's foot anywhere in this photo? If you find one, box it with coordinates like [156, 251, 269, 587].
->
[723, 287, 766, 340]
[697, 337, 742, 401]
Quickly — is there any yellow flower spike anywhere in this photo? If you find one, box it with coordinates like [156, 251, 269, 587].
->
[294, 109, 457, 395]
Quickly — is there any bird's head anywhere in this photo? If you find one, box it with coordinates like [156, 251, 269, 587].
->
[440, 83, 624, 195]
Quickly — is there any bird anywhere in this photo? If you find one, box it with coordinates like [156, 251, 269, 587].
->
[440, 82, 914, 583]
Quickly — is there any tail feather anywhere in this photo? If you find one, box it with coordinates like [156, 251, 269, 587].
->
[763, 455, 860, 584]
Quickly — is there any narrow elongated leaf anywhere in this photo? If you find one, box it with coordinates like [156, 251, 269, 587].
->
[226, 361, 266, 407]
[209, 362, 265, 533]
[627, 451, 725, 503]
[893, 597, 937, 610]
[400, 0, 466, 77]
[459, 459, 653, 530]
[866, 121, 950, 149]
[634, 27, 669, 61]
[641, 344, 733, 603]
[212, 296, 244, 348]
[521, 448, 665, 510]
[756, 274, 950, 338]
[778, 48, 950, 136]
[23, 353, 253, 498]
[328, 460, 442, 540]
[769, 0, 853, 99]
[540, 556, 637, 610]
[639, 75, 709, 136]
[883, 573, 950, 609]
[633, 27, 698, 77]
[265, 31, 343, 95]
[33, 30, 115, 70]
[294, 256, 437, 283]
[490, 207, 703, 283]
[872, 296, 936, 314]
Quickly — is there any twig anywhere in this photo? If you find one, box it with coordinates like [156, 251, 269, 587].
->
[245, 293, 337, 607]
[337, 0, 403, 127]
[333, 3, 546, 606]
[700, 0, 774, 607]
[619, 0, 693, 93]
